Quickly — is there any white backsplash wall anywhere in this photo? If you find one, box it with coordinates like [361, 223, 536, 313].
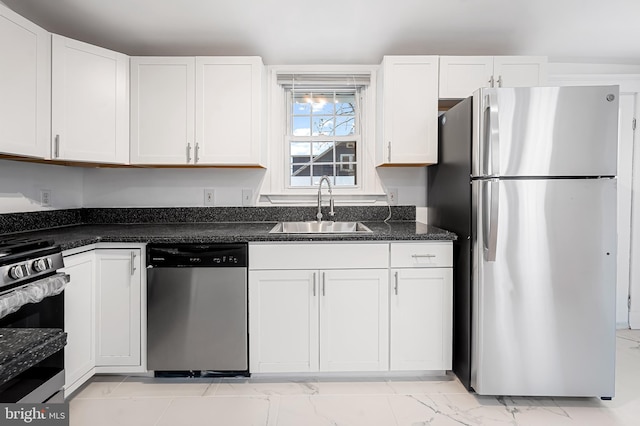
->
[83, 166, 428, 208]
[82, 167, 268, 207]
[376, 167, 428, 207]
[0, 159, 83, 213]
[0, 161, 428, 212]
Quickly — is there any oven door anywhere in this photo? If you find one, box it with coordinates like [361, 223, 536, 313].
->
[0, 274, 67, 403]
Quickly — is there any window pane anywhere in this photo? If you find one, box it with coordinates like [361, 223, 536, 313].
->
[335, 93, 355, 115]
[293, 95, 311, 115]
[313, 142, 334, 163]
[292, 116, 312, 136]
[336, 142, 356, 160]
[291, 163, 311, 176]
[335, 117, 355, 135]
[312, 116, 334, 136]
[311, 93, 334, 115]
[337, 164, 357, 186]
[291, 175, 311, 187]
[291, 141, 311, 156]
[312, 163, 335, 179]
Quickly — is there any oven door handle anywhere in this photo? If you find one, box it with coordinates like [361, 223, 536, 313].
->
[0, 273, 69, 320]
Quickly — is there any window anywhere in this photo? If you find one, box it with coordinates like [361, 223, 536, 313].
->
[287, 90, 359, 187]
[259, 66, 385, 205]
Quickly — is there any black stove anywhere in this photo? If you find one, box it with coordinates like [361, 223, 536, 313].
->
[0, 238, 64, 292]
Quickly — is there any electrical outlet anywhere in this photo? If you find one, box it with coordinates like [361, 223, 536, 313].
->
[388, 188, 398, 206]
[40, 189, 52, 207]
[204, 188, 215, 206]
[242, 189, 253, 206]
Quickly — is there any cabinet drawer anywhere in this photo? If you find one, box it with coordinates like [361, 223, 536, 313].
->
[390, 242, 452, 268]
[249, 243, 389, 270]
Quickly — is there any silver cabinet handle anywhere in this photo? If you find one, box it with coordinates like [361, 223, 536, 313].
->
[411, 254, 436, 259]
[313, 272, 316, 296]
[488, 75, 495, 88]
[394, 271, 399, 295]
[186, 143, 192, 163]
[497, 75, 503, 87]
[195, 142, 200, 164]
[54, 135, 60, 158]
[322, 272, 326, 296]
[387, 142, 391, 162]
[130, 251, 137, 276]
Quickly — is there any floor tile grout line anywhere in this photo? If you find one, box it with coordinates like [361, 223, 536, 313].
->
[152, 397, 176, 426]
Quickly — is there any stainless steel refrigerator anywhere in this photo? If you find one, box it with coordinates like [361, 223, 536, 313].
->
[428, 86, 619, 398]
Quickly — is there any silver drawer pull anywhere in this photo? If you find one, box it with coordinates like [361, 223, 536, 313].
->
[411, 254, 436, 259]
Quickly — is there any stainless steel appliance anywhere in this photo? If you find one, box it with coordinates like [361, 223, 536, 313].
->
[0, 238, 68, 402]
[428, 86, 618, 398]
[147, 243, 249, 376]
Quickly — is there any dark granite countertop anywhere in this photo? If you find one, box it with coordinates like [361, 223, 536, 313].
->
[5, 221, 456, 252]
[0, 328, 67, 386]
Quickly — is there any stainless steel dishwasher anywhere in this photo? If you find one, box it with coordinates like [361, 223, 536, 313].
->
[146, 243, 248, 376]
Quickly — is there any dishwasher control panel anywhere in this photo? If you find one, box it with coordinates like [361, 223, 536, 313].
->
[147, 243, 248, 267]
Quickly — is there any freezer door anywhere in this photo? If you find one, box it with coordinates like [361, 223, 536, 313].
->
[472, 86, 619, 178]
[471, 178, 616, 397]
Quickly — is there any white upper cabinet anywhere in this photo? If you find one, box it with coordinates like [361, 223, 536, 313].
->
[130, 57, 195, 164]
[196, 57, 265, 165]
[377, 55, 439, 166]
[439, 56, 548, 99]
[51, 35, 129, 164]
[130, 56, 265, 166]
[0, 4, 50, 158]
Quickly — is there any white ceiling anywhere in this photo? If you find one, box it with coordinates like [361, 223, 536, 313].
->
[2, 0, 640, 65]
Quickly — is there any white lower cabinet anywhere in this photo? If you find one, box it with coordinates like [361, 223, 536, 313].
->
[249, 241, 453, 374]
[94, 247, 142, 368]
[320, 269, 388, 372]
[62, 249, 96, 397]
[389, 242, 453, 371]
[249, 270, 318, 373]
[249, 243, 389, 373]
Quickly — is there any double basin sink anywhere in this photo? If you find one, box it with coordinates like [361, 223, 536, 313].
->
[269, 221, 372, 234]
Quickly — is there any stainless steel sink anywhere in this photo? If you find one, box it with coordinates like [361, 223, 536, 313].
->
[269, 221, 373, 234]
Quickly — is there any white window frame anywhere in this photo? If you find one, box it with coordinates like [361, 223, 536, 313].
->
[258, 65, 386, 205]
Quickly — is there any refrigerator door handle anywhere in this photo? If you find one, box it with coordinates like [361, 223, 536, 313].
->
[483, 91, 500, 177]
[483, 179, 499, 262]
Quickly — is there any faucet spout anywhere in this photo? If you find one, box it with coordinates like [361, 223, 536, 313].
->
[316, 175, 335, 222]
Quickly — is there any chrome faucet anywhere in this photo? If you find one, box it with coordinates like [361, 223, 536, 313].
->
[317, 175, 335, 222]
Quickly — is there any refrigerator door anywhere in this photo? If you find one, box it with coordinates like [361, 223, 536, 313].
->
[472, 86, 619, 178]
[471, 178, 616, 397]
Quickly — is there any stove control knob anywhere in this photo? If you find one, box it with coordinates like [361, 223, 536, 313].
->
[32, 258, 51, 272]
[9, 265, 25, 280]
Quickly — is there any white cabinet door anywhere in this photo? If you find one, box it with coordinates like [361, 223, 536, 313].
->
[95, 249, 141, 366]
[439, 56, 548, 99]
[0, 4, 50, 158]
[62, 251, 96, 396]
[51, 35, 129, 164]
[320, 269, 389, 372]
[390, 268, 453, 371]
[492, 56, 547, 88]
[196, 57, 264, 165]
[130, 57, 195, 164]
[438, 56, 494, 99]
[378, 55, 439, 165]
[249, 270, 319, 373]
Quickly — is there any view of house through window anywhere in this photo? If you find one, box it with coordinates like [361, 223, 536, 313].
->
[288, 90, 358, 187]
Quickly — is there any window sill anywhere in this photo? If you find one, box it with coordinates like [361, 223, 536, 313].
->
[258, 192, 389, 206]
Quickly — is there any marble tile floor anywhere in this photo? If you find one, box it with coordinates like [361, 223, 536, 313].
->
[69, 329, 640, 426]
